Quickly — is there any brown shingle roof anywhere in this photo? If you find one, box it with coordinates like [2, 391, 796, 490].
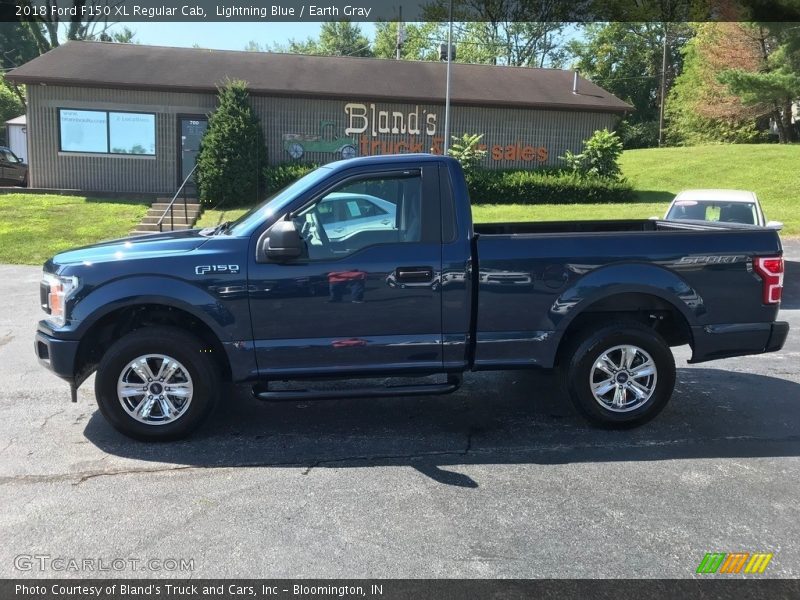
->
[8, 41, 631, 113]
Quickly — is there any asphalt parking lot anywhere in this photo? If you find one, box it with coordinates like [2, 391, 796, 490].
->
[0, 241, 798, 579]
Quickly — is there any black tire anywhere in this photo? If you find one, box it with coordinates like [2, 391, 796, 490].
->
[94, 327, 219, 441]
[558, 320, 676, 428]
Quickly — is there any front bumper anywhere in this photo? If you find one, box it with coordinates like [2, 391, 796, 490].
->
[34, 330, 80, 384]
[689, 321, 789, 363]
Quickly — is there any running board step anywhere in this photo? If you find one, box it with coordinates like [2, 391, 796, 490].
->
[252, 377, 461, 402]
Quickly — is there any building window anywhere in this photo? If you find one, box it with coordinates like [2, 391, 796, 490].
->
[58, 108, 156, 155]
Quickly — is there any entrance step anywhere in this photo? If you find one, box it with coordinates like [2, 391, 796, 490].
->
[131, 197, 204, 235]
[149, 202, 201, 212]
[156, 197, 198, 203]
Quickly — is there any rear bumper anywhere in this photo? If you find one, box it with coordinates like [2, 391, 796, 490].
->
[689, 321, 789, 363]
[34, 330, 79, 384]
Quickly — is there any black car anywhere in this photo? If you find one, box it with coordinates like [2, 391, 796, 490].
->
[0, 146, 27, 186]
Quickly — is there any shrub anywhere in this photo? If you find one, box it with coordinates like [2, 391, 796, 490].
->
[259, 164, 633, 207]
[466, 169, 634, 205]
[447, 133, 487, 172]
[263, 162, 318, 195]
[561, 129, 624, 179]
[195, 79, 268, 206]
[617, 119, 660, 149]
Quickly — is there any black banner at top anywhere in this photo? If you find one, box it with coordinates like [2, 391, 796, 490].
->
[1, 0, 799, 23]
[4, 579, 800, 600]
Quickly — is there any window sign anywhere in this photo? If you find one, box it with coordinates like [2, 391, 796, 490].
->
[109, 112, 155, 155]
[59, 109, 156, 155]
[59, 109, 108, 153]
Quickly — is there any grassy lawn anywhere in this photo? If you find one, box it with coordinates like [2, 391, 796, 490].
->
[620, 144, 800, 235]
[198, 144, 798, 235]
[4, 144, 795, 266]
[0, 194, 148, 265]
[196, 208, 248, 229]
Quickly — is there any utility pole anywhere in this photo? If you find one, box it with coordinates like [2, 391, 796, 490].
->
[396, 7, 403, 60]
[658, 23, 668, 147]
[443, 0, 453, 154]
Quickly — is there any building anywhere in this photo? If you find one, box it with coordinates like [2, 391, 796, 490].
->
[4, 115, 27, 163]
[7, 41, 630, 195]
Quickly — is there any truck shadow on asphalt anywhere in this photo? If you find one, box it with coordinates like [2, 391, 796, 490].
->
[83, 367, 800, 488]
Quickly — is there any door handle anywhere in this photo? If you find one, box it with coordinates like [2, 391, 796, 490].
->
[395, 266, 434, 283]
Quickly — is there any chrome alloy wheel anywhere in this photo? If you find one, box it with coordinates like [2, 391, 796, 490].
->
[116, 354, 193, 425]
[589, 344, 658, 412]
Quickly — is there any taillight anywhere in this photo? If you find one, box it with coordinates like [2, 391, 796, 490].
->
[753, 256, 784, 304]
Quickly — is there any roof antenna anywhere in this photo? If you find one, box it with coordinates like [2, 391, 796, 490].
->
[572, 70, 579, 95]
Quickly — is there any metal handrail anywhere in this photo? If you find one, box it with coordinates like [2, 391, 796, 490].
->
[156, 163, 198, 232]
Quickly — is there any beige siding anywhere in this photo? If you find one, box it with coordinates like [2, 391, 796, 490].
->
[26, 84, 619, 193]
[27, 85, 216, 193]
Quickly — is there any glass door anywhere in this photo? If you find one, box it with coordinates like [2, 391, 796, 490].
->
[179, 116, 208, 190]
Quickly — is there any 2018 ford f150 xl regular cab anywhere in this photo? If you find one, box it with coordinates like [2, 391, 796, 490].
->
[35, 155, 789, 440]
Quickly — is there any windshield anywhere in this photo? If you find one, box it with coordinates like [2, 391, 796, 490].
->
[227, 166, 333, 236]
[666, 200, 758, 226]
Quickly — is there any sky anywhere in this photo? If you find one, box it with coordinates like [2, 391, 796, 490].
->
[108, 22, 375, 51]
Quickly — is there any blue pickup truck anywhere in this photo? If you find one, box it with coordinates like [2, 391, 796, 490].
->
[35, 155, 788, 440]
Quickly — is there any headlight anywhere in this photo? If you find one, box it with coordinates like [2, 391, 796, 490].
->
[41, 273, 80, 327]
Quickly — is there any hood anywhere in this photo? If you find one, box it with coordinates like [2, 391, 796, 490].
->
[47, 228, 209, 270]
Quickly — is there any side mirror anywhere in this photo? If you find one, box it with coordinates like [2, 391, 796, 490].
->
[16, 157, 24, 164]
[766, 220, 783, 230]
[265, 219, 304, 260]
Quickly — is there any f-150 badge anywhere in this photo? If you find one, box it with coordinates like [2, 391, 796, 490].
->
[195, 265, 240, 275]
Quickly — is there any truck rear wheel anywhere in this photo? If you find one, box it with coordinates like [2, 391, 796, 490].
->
[94, 327, 219, 441]
[559, 320, 676, 428]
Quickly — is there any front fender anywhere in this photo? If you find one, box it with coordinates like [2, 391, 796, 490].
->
[65, 275, 242, 341]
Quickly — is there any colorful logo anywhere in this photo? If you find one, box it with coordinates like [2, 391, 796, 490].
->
[696, 552, 773, 574]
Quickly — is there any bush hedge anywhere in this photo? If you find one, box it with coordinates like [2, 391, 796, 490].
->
[263, 162, 318, 195]
[262, 163, 634, 206]
[466, 169, 634, 205]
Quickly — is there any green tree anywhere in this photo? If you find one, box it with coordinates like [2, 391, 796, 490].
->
[16, 0, 135, 54]
[0, 75, 25, 141]
[244, 40, 267, 52]
[666, 23, 766, 145]
[452, 22, 567, 68]
[568, 23, 692, 147]
[195, 80, 268, 206]
[718, 23, 800, 143]
[0, 23, 39, 70]
[277, 22, 373, 57]
[423, 1, 569, 67]
[372, 22, 441, 61]
[101, 26, 137, 43]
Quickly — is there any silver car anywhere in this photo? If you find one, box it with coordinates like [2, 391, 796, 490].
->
[316, 192, 397, 240]
[664, 189, 782, 229]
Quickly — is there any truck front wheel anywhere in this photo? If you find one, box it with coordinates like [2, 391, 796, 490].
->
[94, 327, 219, 441]
[559, 320, 676, 428]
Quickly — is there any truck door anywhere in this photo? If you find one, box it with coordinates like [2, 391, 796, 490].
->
[248, 166, 443, 377]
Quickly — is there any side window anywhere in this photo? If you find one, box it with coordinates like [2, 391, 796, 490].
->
[292, 173, 422, 259]
[1, 150, 16, 163]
